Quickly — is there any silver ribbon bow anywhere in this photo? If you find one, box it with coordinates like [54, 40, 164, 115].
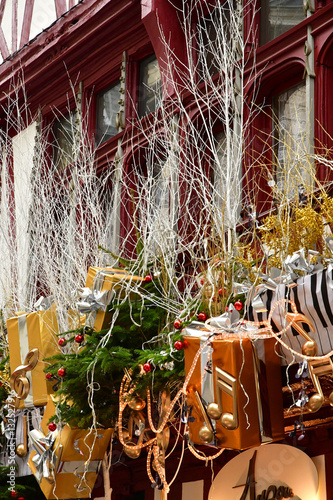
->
[76, 287, 113, 314]
[250, 249, 317, 313]
[29, 428, 58, 483]
[208, 304, 240, 330]
[34, 295, 54, 311]
[285, 248, 315, 275]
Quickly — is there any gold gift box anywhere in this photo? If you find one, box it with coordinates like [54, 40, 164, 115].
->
[184, 323, 284, 450]
[85, 267, 143, 331]
[28, 427, 112, 499]
[28, 398, 113, 499]
[7, 310, 60, 408]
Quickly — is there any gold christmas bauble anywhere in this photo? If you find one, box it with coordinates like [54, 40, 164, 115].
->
[302, 340, 317, 357]
[221, 412, 237, 430]
[207, 403, 222, 420]
[308, 394, 324, 413]
[16, 444, 27, 458]
[123, 442, 141, 459]
[198, 425, 214, 443]
[128, 396, 146, 411]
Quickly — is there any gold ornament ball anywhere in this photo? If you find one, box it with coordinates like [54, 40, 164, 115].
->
[308, 394, 324, 413]
[123, 442, 141, 459]
[207, 403, 222, 420]
[16, 444, 27, 458]
[128, 396, 146, 411]
[198, 425, 214, 443]
[221, 412, 237, 430]
[302, 340, 317, 357]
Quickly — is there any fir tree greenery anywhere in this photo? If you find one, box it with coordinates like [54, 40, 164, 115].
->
[45, 280, 185, 428]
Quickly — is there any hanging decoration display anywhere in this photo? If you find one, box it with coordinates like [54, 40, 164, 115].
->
[3, 201, 333, 498]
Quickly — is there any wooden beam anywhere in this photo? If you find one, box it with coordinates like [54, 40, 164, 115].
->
[12, 0, 17, 53]
[0, 25, 10, 60]
[0, 0, 6, 24]
[20, 0, 35, 47]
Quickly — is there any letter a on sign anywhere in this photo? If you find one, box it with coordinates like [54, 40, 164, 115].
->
[233, 450, 257, 500]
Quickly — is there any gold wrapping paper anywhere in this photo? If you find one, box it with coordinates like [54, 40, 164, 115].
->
[7, 310, 60, 408]
[27, 466, 99, 500]
[184, 331, 284, 450]
[211, 337, 261, 450]
[85, 267, 143, 331]
[28, 398, 113, 499]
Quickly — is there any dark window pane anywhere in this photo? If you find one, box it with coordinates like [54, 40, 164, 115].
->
[138, 55, 161, 117]
[53, 113, 75, 170]
[260, 0, 305, 45]
[96, 81, 121, 144]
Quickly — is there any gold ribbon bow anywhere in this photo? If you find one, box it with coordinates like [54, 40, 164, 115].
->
[10, 348, 39, 399]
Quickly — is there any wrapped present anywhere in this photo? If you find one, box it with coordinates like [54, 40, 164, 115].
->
[28, 398, 113, 499]
[184, 322, 284, 450]
[247, 262, 333, 363]
[78, 267, 143, 331]
[7, 309, 61, 408]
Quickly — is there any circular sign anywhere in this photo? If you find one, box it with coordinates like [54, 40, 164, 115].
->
[209, 444, 319, 500]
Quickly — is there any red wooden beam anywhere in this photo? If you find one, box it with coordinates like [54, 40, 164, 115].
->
[55, 0, 67, 18]
[0, 25, 10, 60]
[0, 0, 6, 24]
[12, 0, 17, 53]
[20, 0, 34, 47]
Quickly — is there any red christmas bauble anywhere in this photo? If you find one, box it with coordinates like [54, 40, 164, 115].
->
[234, 301, 243, 311]
[143, 363, 152, 373]
[144, 275, 152, 283]
[10, 492, 18, 498]
[57, 368, 66, 377]
[18, 497, 25, 500]
[45, 372, 53, 380]
[75, 334, 84, 343]
[48, 422, 57, 432]
[218, 288, 224, 296]
[58, 337, 66, 347]
[174, 319, 182, 329]
[174, 341, 184, 351]
[198, 312, 207, 322]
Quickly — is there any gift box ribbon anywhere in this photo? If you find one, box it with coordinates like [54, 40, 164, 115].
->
[77, 287, 112, 314]
[29, 428, 58, 483]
